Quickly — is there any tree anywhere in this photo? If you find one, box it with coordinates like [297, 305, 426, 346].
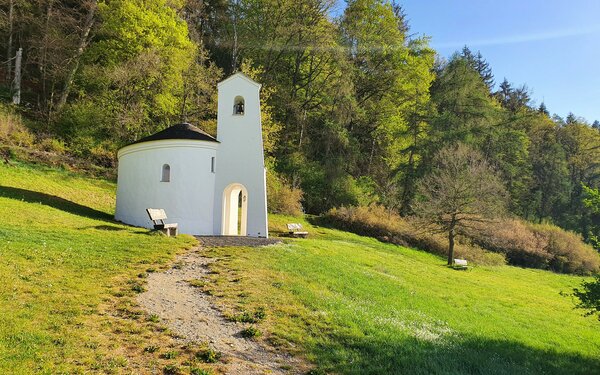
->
[428, 55, 500, 151]
[582, 184, 600, 248]
[538, 102, 549, 116]
[413, 143, 508, 265]
[494, 78, 531, 112]
[460, 46, 494, 91]
[341, 0, 434, 211]
[566, 112, 577, 124]
[522, 114, 570, 222]
[73, 0, 198, 142]
[573, 275, 600, 320]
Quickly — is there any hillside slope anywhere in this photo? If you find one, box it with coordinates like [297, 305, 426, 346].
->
[1, 162, 599, 374]
[205, 216, 600, 374]
[0, 162, 200, 373]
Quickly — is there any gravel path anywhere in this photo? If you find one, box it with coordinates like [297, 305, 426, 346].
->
[137, 247, 303, 374]
[196, 236, 283, 248]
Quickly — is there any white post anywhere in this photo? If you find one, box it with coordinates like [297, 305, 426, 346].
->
[12, 47, 22, 105]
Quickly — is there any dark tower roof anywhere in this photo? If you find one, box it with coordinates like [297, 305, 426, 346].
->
[130, 123, 219, 145]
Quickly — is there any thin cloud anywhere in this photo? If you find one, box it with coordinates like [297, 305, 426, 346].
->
[433, 25, 600, 49]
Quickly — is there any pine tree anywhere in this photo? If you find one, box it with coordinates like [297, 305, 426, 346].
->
[474, 51, 494, 91]
[593, 120, 600, 129]
[538, 102, 549, 116]
[460, 46, 494, 92]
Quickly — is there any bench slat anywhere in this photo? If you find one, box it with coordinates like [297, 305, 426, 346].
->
[147, 208, 167, 220]
[454, 259, 468, 266]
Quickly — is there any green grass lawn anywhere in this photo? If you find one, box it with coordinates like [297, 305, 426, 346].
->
[206, 215, 600, 375]
[0, 162, 198, 373]
[2, 161, 600, 374]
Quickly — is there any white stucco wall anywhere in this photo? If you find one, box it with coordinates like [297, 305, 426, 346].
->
[115, 139, 218, 234]
[213, 73, 269, 237]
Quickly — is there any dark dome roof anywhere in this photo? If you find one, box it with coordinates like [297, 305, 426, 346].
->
[129, 123, 218, 145]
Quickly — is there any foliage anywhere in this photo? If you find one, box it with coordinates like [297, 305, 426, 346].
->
[582, 184, 600, 248]
[466, 219, 600, 274]
[574, 275, 600, 320]
[583, 184, 600, 213]
[266, 161, 304, 216]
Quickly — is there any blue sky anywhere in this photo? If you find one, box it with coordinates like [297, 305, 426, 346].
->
[335, 0, 600, 123]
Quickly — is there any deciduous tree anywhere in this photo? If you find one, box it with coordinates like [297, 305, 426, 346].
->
[413, 143, 508, 265]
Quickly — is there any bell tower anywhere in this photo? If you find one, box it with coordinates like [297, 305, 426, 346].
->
[213, 73, 268, 237]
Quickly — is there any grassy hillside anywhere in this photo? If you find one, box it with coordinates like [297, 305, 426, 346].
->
[0, 162, 200, 373]
[1, 161, 600, 374]
[206, 216, 600, 374]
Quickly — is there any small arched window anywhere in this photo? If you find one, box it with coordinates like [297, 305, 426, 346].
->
[233, 96, 245, 115]
[161, 164, 171, 182]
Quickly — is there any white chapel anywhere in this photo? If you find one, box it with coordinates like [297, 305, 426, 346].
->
[114, 73, 269, 237]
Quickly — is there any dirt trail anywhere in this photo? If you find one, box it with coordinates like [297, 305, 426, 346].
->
[137, 248, 303, 374]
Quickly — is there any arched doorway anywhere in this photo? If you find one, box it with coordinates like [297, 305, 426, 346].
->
[222, 183, 248, 235]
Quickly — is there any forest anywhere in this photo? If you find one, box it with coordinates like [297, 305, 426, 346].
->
[2, 0, 600, 256]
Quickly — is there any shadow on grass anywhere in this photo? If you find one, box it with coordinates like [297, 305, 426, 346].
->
[79, 225, 125, 231]
[0, 185, 113, 221]
[312, 332, 600, 375]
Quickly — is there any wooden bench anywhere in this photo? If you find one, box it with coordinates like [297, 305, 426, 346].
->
[287, 223, 308, 238]
[146, 208, 178, 237]
[453, 258, 468, 269]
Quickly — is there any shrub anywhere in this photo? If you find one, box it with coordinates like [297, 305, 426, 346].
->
[190, 368, 213, 375]
[9, 129, 35, 147]
[240, 326, 261, 338]
[68, 136, 96, 158]
[266, 167, 303, 216]
[533, 224, 600, 274]
[465, 219, 552, 269]
[321, 205, 505, 266]
[90, 142, 117, 168]
[39, 138, 67, 154]
[466, 219, 600, 274]
[161, 350, 178, 359]
[195, 346, 221, 363]
[574, 275, 600, 319]
[143, 345, 159, 353]
[162, 364, 182, 375]
[0, 105, 29, 144]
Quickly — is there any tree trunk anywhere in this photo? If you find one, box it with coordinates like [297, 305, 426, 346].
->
[40, 0, 54, 115]
[11, 47, 22, 105]
[6, 0, 14, 84]
[56, 0, 97, 111]
[230, 0, 240, 72]
[447, 226, 455, 266]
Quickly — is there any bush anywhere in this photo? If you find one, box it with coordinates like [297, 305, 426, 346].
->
[39, 138, 67, 154]
[266, 166, 303, 216]
[0, 105, 27, 143]
[321, 205, 505, 266]
[574, 275, 600, 319]
[463, 220, 600, 274]
[240, 326, 261, 338]
[195, 346, 221, 363]
[533, 224, 600, 274]
[90, 142, 117, 168]
[0, 106, 36, 148]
